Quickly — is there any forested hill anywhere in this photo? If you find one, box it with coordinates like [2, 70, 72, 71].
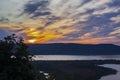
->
[28, 43, 120, 55]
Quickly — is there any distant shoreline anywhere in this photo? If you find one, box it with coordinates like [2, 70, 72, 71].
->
[28, 43, 120, 55]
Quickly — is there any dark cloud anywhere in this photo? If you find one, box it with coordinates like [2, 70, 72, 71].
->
[0, 17, 9, 22]
[64, 32, 81, 40]
[45, 21, 53, 26]
[108, 0, 120, 7]
[32, 12, 51, 18]
[83, 12, 120, 35]
[85, 13, 115, 27]
[79, 0, 91, 6]
[44, 16, 61, 26]
[48, 16, 61, 20]
[0, 28, 11, 39]
[78, 12, 120, 38]
[22, 0, 49, 18]
[37, 27, 44, 30]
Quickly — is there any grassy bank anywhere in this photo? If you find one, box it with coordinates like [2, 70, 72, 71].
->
[32, 60, 120, 80]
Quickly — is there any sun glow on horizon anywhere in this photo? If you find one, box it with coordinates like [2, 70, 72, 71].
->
[28, 39, 36, 44]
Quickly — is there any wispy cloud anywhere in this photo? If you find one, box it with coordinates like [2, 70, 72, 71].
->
[0, 0, 120, 45]
[109, 27, 120, 36]
[110, 15, 120, 23]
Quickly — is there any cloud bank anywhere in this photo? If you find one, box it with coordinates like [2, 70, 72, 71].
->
[0, 0, 120, 45]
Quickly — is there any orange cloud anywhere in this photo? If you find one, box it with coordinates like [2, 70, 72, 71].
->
[72, 36, 120, 45]
[73, 38, 101, 44]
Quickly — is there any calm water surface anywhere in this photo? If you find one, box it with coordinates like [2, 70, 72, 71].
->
[34, 55, 120, 60]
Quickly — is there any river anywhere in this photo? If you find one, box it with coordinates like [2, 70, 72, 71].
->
[99, 64, 120, 80]
[34, 55, 120, 60]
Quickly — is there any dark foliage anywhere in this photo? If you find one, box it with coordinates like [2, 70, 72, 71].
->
[0, 34, 36, 80]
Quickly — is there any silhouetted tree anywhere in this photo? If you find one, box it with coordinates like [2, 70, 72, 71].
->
[0, 34, 35, 80]
[0, 34, 54, 80]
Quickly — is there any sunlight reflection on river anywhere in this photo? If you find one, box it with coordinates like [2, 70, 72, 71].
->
[34, 55, 120, 60]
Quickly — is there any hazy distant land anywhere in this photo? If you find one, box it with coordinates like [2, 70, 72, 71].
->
[28, 43, 120, 55]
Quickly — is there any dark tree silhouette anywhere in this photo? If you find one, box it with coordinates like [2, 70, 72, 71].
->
[0, 34, 55, 80]
[0, 34, 35, 80]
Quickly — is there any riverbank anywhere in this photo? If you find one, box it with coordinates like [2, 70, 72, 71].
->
[33, 60, 120, 80]
[99, 64, 120, 80]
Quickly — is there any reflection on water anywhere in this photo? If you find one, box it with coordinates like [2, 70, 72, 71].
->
[99, 64, 120, 80]
[34, 55, 120, 60]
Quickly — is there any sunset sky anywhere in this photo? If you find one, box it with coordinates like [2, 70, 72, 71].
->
[0, 0, 120, 45]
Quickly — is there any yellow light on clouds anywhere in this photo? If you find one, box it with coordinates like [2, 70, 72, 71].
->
[28, 39, 36, 43]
